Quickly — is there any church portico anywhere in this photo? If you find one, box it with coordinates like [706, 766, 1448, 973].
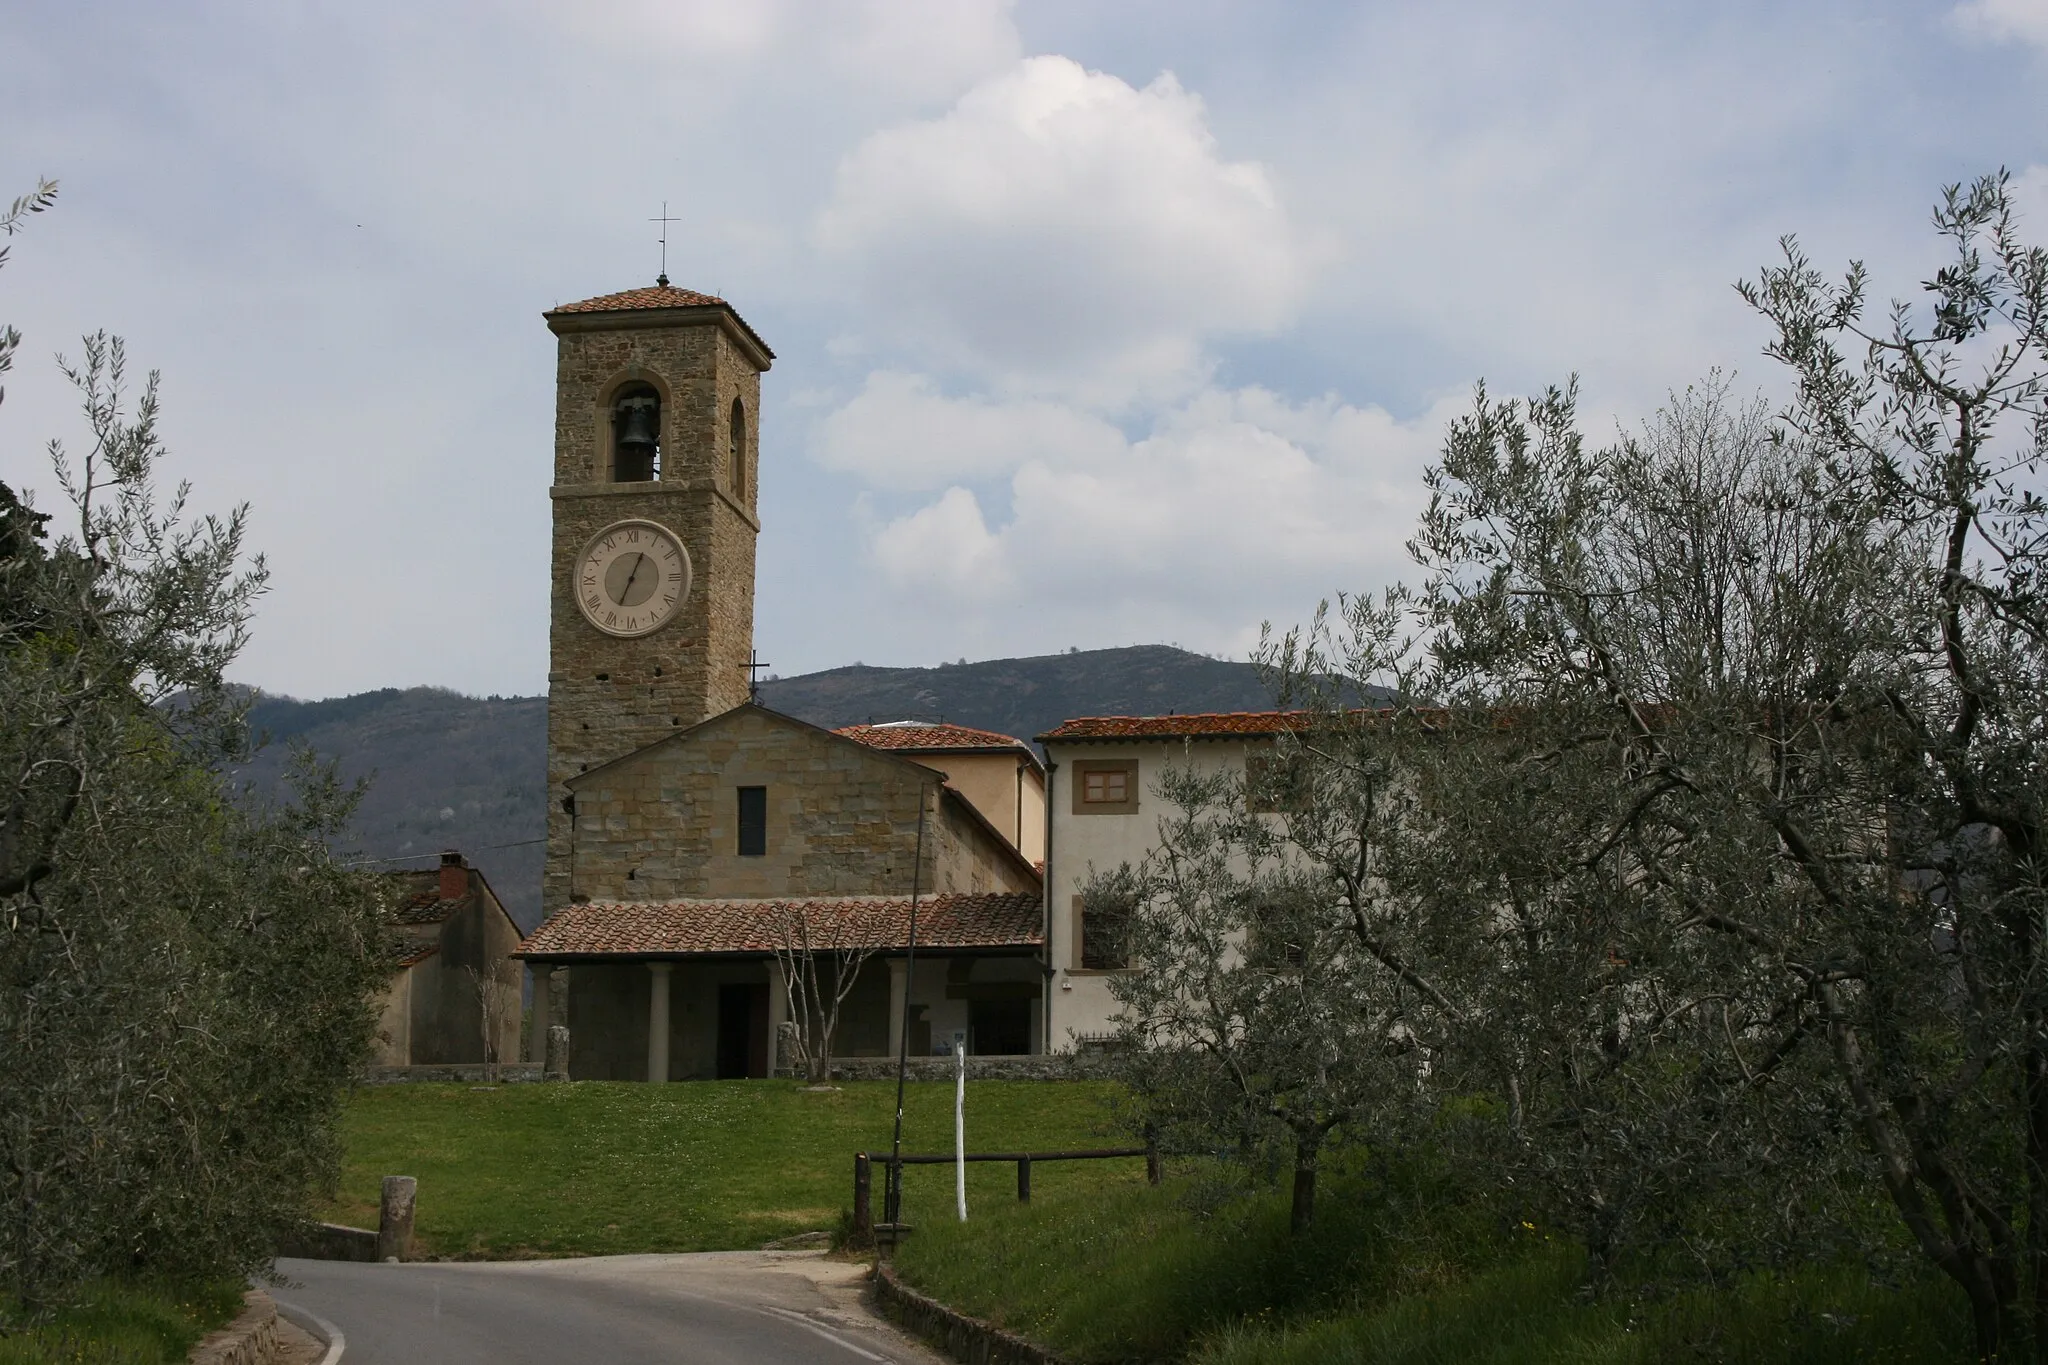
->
[514, 893, 1046, 1080]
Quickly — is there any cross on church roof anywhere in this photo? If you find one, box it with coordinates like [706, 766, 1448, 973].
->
[649, 202, 680, 287]
[747, 650, 772, 703]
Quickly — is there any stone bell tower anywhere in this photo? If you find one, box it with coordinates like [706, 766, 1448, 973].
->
[541, 282, 774, 916]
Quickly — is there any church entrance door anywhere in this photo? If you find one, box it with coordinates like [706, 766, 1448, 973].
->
[716, 983, 769, 1079]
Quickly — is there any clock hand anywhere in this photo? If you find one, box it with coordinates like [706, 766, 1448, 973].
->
[618, 552, 647, 602]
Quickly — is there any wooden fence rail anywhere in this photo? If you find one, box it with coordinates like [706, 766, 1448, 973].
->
[853, 1146, 1159, 1243]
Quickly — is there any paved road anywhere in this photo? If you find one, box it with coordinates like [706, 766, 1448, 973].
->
[273, 1251, 943, 1365]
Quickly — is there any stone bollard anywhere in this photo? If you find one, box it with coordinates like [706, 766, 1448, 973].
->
[545, 1024, 571, 1081]
[377, 1176, 417, 1263]
[852, 1152, 872, 1245]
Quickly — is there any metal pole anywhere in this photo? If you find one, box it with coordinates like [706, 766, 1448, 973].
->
[955, 1035, 967, 1222]
[887, 784, 928, 1226]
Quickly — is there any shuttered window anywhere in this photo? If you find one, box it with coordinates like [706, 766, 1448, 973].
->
[737, 786, 767, 856]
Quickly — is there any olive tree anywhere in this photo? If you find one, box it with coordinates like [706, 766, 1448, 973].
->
[2, 190, 387, 1309]
[1094, 757, 1427, 1232]
[1258, 171, 2047, 1357]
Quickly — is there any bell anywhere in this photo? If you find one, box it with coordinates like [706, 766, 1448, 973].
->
[614, 398, 660, 481]
[616, 399, 659, 452]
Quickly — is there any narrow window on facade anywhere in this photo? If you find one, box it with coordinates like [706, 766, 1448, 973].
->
[1249, 902, 1307, 969]
[1077, 893, 1131, 970]
[729, 397, 747, 499]
[737, 785, 767, 856]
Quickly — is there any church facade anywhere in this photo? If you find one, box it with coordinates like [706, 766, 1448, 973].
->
[514, 282, 1056, 1080]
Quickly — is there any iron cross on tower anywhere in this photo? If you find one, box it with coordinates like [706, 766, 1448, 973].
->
[747, 650, 773, 704]
[650, 202, 680, 287]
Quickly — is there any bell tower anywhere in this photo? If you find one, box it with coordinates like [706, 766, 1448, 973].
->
[541, 282, 773, 916]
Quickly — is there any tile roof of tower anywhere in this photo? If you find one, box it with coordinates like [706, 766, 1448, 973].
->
[549, 283, 729, 313]
[544, 283, 776, 360]
[514, 892, 1043, 959]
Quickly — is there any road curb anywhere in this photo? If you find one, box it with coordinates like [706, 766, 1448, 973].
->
[188, 1290, 280, 1365]
[273, 1297, 346, 1365]
[870, 1263, 1066, 1365]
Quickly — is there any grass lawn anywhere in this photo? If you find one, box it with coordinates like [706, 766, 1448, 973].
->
[0, 1279, 244, 1365]
[891, 1166, 1974, 1365]
[317, 1078, 1134, 1259]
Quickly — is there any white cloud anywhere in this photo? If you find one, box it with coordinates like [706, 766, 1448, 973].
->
[814, 371, 1126, 489]
[815, 55, 1313, 408]
[858, 384, 1459, 656]
[1953, 0, 2048, 50]
[529, 0, 1020, 103]
[2012, 165, 2048, 231]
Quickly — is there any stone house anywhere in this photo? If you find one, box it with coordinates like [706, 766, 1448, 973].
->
[1037, 712, 1314, 1047]
[375, 852, 525, 1067]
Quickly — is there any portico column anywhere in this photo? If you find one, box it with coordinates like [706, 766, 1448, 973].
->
[887, 957, 909, 1061]
[646, 962, 672, 1084]
[527, 965, 550, 1065]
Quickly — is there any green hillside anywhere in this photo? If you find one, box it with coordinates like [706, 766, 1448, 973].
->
[230, 645, 1287, 927]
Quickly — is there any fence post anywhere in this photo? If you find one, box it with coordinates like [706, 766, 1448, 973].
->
[853, 1152, 873, 1242]
[1016, 1155, 1032, 1203]
[1145, 1144, 1161, 1186]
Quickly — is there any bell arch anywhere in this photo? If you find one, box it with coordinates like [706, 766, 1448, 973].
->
[589, 368, 673, 484]
[611, 382, 662, 483]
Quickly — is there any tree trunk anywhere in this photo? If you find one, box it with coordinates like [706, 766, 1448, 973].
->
[2025, 1005, 2048, 1362]
[1290, 1133, 1319, 1234]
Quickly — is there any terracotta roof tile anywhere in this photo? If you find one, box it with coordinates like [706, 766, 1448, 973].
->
[390, 938, 439, 969]
[1037, 711, 1317, 742]
[836, 722, 1034, 754]
[392, 891, 470, 926]
[515, 892, 1042, 959]
[549, 284, 729, 313]
[544, 284, 776, 361]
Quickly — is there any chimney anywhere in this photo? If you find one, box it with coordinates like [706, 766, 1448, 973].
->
[439, 850, 466, 902]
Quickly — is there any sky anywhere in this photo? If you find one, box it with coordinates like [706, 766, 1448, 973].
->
[2, 0, 2044, 700]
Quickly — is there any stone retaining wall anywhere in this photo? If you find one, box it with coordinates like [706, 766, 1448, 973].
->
[362, 1063, 542, 1084]
[188, 1289, 280, 1365]
[871, 1264, 1066, 1365]
[277, 1220, 377, 1262]
[808, 1054, 1116, 1082]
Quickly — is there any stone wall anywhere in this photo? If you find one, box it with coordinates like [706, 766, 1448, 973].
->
[563, 707, 1035, 904]
[801, 1053, 1117, 1082]
[871, 1264, 1067, 1365]
[188, 1290, 282, 1365]
[361, 1063, 543, 1084]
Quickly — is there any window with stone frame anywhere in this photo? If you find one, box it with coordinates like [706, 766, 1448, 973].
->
[1244, 749, 1315, 815]
[737, 785, 767, 857]
[1076, 892, 1132, 970]
[1071, 758, 1140, 815]
[1246, 899, 1308, 970]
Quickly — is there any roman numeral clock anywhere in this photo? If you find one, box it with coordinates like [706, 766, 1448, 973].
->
[576, 519, 690, 637]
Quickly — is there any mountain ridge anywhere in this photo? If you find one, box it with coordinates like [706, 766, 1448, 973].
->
[231, 645, 1289, 930]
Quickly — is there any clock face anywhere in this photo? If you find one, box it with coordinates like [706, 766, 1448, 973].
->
[574, 519, 692, 637]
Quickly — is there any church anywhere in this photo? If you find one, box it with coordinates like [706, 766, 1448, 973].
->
[507, 278, 1299, 1081]
[511, 280, 1058, 1081]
